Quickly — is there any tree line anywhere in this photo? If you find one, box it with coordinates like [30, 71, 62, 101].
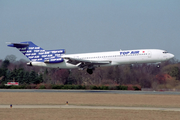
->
[0, 59, 43, 84]
[0, 55, 180, 89]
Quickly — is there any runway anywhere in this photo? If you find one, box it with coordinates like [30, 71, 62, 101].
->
[0, 89, 180, 95]
[1, 105, 180, 112]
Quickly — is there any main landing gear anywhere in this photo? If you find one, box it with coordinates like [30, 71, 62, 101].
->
[87, 68, 93, 74]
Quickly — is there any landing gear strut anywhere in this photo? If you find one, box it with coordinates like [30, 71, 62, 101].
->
[87, 69, 93, 74]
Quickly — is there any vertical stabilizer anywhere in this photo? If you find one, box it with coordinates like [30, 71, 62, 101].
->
[7, 41, 45, 62]
[7, 41, 65, 63]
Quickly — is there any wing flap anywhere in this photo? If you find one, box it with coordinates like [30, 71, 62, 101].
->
[63, 57, 111, 68]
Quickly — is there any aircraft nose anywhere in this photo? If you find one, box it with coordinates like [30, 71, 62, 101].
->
[169, 54, 174, 59]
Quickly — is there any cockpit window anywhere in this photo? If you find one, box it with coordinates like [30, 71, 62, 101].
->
[163, 51, 168, 54]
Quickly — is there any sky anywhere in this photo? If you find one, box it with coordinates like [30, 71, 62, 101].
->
[1, 0, 180, 61]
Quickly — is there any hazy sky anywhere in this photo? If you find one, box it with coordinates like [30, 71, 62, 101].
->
[1, 0, 180, 61]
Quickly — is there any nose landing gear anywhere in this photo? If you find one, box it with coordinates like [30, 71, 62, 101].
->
[156, 64, 160, 68]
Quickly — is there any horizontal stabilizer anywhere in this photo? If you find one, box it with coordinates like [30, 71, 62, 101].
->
[7, 42, 29, 47]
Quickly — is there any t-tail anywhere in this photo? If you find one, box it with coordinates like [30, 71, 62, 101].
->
[7, 41, 65, 65]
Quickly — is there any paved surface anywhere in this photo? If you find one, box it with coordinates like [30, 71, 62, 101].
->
[1, 105, 180, 112]
[0, 89, 180, 95]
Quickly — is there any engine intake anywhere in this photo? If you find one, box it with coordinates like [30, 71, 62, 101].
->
[27, 62, 32, 66]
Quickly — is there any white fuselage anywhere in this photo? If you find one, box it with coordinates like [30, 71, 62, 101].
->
[31, 49, 174, 69]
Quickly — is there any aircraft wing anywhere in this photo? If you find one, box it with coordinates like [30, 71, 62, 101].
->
[63, 57, 111, 68]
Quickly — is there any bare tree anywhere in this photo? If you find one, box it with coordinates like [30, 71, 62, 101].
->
[5, 55, 17, 63]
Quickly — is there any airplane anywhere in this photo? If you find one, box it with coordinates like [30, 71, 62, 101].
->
[7, 41, 174, 74]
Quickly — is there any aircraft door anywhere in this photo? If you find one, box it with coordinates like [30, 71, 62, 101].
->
[147, 51, 151, 58]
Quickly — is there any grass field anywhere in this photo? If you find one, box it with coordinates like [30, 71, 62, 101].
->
[1, 92, 180, 107]
[0, 92, 180, 120]
[0, 109, 180, 120]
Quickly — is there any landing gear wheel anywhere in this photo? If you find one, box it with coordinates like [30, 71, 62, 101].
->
[87, 69, 93, 74]
[156, 64, 160, 68]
